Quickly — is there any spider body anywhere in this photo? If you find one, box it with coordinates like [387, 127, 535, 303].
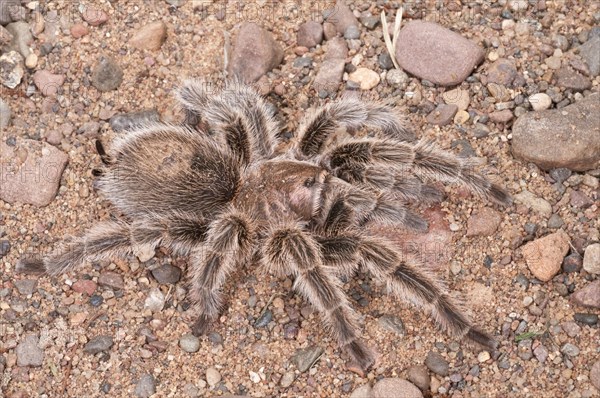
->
[19, 81, 511, 374]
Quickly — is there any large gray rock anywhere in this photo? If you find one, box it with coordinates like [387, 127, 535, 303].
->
[0, 139, 69, 206]
[395, 21, 484, 86]
[579, 35, 600, 76]
[512, 93, 600, 171]
[227, 23, 283, 83]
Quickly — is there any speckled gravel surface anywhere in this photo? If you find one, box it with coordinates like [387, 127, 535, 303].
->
[1, 1, 599, 397]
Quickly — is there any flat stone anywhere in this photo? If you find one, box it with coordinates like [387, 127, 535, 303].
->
[570, 190, 593, 208]
[227, 22, 283, 83]
[14, 279, 36, 295]
[144, 287, 165, 312]
[151, 264, 182, 284]
[70, 23, 89, 38]
[529, 93, 552, 111]
[129, 21, 167, 51]
[372, 378, 423, 398]
[16, 334, 43, 367]
[407, 365, 430, 392]
[324, 1, 358, 35]
[0, 50, 23, 88]
[555, 66, 592, 91]
[377, 314, 405, 335]
[442, 88, 470, 110]
[72, 280, 97, 295]
[521, 229, 570, 282]
[314, 58, 345, 94]
[571, 280, 600, 309]
[560, 343, 580, 357]
[293, 345, 323, 372]
[466, 208, 502, 237]
[425, 351, 449, 376]
[32, 70, 65, 97]
[81, 6, 108, 26]
[512, 93, 600, 171]
[297, 21, 323, 48]
[135, 374, 156, 398]
[426, 104, 458, 126]
[485, 58, 519, 86]
[489, 109, 513, 123]
[91, 56, 123, 92]
[579, 36, 600, 76]
[533, 344, 548, 363]
[583, 243, 600, 274]
[0, 139, 68, 206]
[395, 21, 484, 86]
[98, 271, 124, 290]
[84, 335, 114, 354]
[348, 67, 380, 90]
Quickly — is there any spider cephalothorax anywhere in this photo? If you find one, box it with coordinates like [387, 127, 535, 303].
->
[19, 80, 511, 373]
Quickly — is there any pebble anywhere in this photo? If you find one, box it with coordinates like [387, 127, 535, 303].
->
[348, 67, 380, 90]
[254, 309, 273, 327]
[571, 189, 593, 208]
[489, 109, 513, 123]
[324, 1, 358, 35]
[24, 53, 37, 69]
[293, 345, 323, 372]
[179, 333, 200, 353]
[91, 56, 124, 92]
[83, 335, 114, 354]
[129, 21, 167, 51]
[560, 343, 580, 357]
[378, 53, 394, 70]
[454, 110, 470, 124]
[574, 313, 598, 325]
[0, 240, 10, 257]
[386, 69, 409, 86]
[0, 0, 20, 25]
[424, 351, 449, 376]
[561, 321, 581, 338]
[545, 56, 562, 70]
[297, 21, 323, 48]
[514, 93, 600, 170]
[377, 314, 405, 335]
[466, 207, 502, 237]
[547, 214, 564, 229]
[0, 24, 12, 45]
[372, 378, 423, 398]
[32, 70, 65, 97]
[0, 98, 10, 128]
[570, 280, 600, 309]
[14, 279, 36, 295]
[533, 344, 548, 363]
[206, 367, 221, 386]
[529, 93, 552, 111]
[313, 38, 347, 94]
[426, 104, 458, 126]
[98, 271, 124, 290]
[582, 174, 599, 188]
[442, 88, 470, 110]
[477, 351, 491, 362]
[70, 23, 89, 38]
[81, 6, 108, 26]
[485, 58, 519, 86]
[280, 371, 295, 388]
[0, 50, 23, 88]
[582, 243, 600, 275]
[407, 365, 430, 391]
[579, 36, 600, 76]
[555, 67, 592, 91]
[590, 361, 600, 390]
[151, 264, 182, 284]
[550, 168, 572, 184]
[350, 385, 372, 398]
[513, 190, 552, 217]
[227, 22, 283, 83]
[71, 280, 96, 296]
[517, 339, 533, 360]
[0, 139, 68, 206]
[521, 229, 570, 282]
[134, 374, 156, 398]
[16, 334, 44, 367]
[6, 21, 32, 57]
[109, 109, 160, 132]
[144, 287, 165, 312]
[562, 253, 583, 273]
[344, 25, 360, 40]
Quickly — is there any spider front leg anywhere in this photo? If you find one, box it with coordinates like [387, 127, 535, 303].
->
[188, 208, 255, 336]
[263, 223, 375, 373]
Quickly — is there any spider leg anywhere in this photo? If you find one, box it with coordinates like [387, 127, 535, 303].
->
[263, 222, 375, 373]
[334, 162, 444, 204]
[188, 208, 255, 336]
[296, 97, 415, 158]
[17, 221, 137, 276]
[175, 79, 280, 162]
[322, 138, 511, 206]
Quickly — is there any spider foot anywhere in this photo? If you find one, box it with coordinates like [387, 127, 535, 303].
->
[191, 314, 214, 336]
[344, 340, 376, 376]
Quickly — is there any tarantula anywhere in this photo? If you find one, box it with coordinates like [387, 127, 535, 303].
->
[19, 80, 510, 373]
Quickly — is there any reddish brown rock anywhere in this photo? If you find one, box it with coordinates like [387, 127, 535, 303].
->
[395, 21, 484, 86]
[521, 230, 570, 282]
[489, 109, 514, 123]
[72, 280, 97, 296]
[0, 139, 68, 206]
[32, 70, 65, 97]
[70, 23, 89, 38]
[227, 23, 283, 83]
[485, 58, 519, 86]
[512, 93, 600, 171]
[297, 21, 323, 48]
[426, 104, 458, 126]
[555, 66, 592, 91]
[81, 6, 108, 27]
[129, 21, 167, 51]
[571, 280, 600, 309]
[466, 208, 502, 237]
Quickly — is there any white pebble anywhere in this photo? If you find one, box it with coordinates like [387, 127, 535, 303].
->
[477, 351, 491, 362]
[529, 93, 552, 111]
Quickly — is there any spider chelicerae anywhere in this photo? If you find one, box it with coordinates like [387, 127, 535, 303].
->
[19, 80, 511, 373]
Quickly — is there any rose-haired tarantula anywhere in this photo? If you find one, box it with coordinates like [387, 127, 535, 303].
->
[19, 80, 510, 373]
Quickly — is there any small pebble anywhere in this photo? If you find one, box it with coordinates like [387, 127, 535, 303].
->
[179, 333, 200, 353]
[134, 374, 156, 398]
[206, 367, 221, 387]
[424, 351, 449, 376]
